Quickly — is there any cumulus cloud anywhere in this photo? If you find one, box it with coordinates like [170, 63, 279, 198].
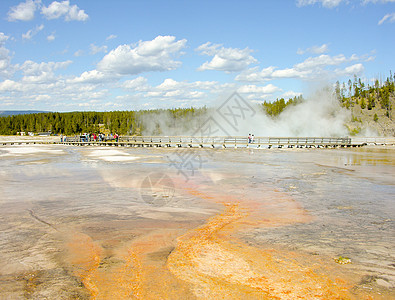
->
[22, 24, 44, 40]
[238, 84, 281, 95]
[19, 60, 72, 82]
[41, 0, 88, 21]
[296, 0, 344, 8]
[378, 12, 395, 24]
[69, 70, 117, 84]
[122, 76, 149, 91]
[236, 66, 310, 82]
[294, 54, 355, 70]
[0, 33, 13, 79]
[7, 0, 41, 21]
[297, 44, 329, 55]
[90, 44, 108, 55]
[145, 79, 207, 100]
[97, 36, 187, 75]
[196, 42, 257, 72]
[236, 53, 369, 82]
[121, 77, 232, 104]
[334, 63, 364, 76]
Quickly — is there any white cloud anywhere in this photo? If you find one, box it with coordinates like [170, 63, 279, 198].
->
[22, 24, 44, 40]
[294, 54, 353, 70]
[69, 70, 116, 84]
[0, 80, 24, 92]
[155, 78, 221, 93]
[97, 36, 187, 75]
[122, 76, 149, 91]
[196, 42, 257, 72]
[0, 57, 119, 110]
[298, 0, 394, 7]
[121, 77, 230, 104]
[236, 53, 369, 82]
[378, 12, 395, 24]
[273, 68, 311, 78]
[47, 33, 56, 42]
[296, 0, 344, 8]
[90, 44, 108, 55]
[236, 66, 311, 82]
[238, 84, 281, 95]
[74, 49, 84, 57]
[281, 91, 303, 99]
[362, 0, 395, 4]
[0, 33, 13, 79]
[106, 34, 117, 41]
[335, 63, 364, 76]
[41, 0, 88, 21]
[0, 33, 9, 45]
[7, 0, 41, 22]
[19, 60, 72, 82]
[297, 44, 329, 55]
[234, 67, 275, 82]
[0, 49, 13, 78]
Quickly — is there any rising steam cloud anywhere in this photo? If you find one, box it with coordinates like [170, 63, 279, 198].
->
[141, 87, 351, 137]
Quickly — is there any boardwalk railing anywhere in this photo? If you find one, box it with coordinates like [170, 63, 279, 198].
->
[61, 135, 354, 148]
[4, 135, 395, 147]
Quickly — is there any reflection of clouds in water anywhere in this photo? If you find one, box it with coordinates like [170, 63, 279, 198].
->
[13, 165, 73, 178]
[86, 149, 139, 162]
[0, 146, 65, 156]
[99, 169, 141, 189]
[201, 170, 225, 183]
[82, 148, 165, 163]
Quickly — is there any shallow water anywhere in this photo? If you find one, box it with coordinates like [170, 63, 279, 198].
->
[0, 145, 394, 299]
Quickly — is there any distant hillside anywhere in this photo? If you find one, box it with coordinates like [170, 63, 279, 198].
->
[0, 110, 50, 116]
[337, 73, 395, 136]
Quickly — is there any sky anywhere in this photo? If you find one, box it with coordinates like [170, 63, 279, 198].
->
[0, 0, 394, 112]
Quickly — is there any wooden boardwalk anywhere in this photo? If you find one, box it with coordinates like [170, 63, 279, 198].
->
[2, 136, 394, 148]
[60, 136, 356, 148]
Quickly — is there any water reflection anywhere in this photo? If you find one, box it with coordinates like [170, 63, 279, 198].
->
[0, 145, 393, 299]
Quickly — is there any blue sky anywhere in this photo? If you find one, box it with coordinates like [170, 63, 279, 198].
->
[0, 0, 394, 111]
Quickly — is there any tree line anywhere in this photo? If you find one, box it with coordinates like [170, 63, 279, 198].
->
[261, 95, 304, 116]
[0, 108, 208, 136]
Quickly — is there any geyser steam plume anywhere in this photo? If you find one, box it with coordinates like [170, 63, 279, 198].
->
[141, 87, 351, 137]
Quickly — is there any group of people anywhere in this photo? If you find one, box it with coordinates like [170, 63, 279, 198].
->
[248, 134, 255, 143]
[60, 133, 119, 142]
[82, 133, 119, 142]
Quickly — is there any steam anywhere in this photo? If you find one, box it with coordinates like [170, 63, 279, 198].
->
[140, 87, 352, 137]
[140, 110, 208, 136]
[261, 88, 350, 137]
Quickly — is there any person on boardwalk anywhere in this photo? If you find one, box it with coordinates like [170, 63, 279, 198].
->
[248, 134, 252, 144]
